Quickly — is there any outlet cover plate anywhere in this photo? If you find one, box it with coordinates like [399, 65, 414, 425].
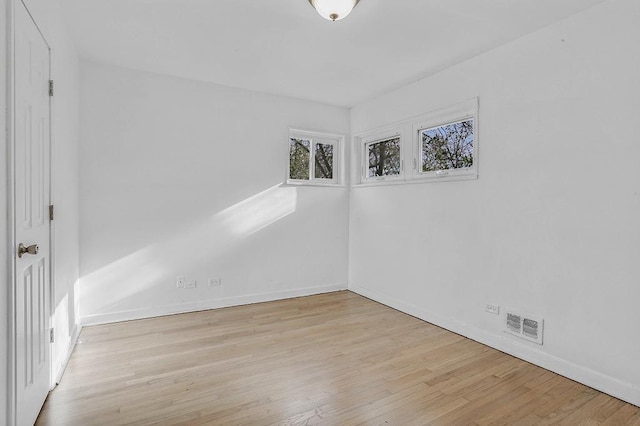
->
[486, 304, 500, 315]
[176, 276, 185, 288]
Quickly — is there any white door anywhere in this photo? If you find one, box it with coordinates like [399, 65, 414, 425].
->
[14, 1, 52, 424]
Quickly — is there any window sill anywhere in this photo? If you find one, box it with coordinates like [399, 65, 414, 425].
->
[284, 180, 345, 188]
[354, 173, 478, 187]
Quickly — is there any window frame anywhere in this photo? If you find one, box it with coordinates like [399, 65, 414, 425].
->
[287, 129, 343, 186]
[360, 129, 404, 183]
[352, 98, 479, 187]
[413, 112, 478, 182]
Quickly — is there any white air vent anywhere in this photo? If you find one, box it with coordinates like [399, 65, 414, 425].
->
[504, 309, 543, 345]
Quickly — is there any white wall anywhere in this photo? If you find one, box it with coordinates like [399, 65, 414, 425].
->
[79, 62, 350, 324]
[2, 0, 80, 422]
[349, 0, 640, 406]
[1, 0, 8, 419]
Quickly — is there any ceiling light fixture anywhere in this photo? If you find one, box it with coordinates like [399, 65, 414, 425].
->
[308, 0, 360, 21]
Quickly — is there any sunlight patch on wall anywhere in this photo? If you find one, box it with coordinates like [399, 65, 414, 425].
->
[74, 279, 81, 326]
[52, 294, 70, 376]
[80, 185, 298, 316]
[81, 251, 170, 310]
[217, 185, 298, 236]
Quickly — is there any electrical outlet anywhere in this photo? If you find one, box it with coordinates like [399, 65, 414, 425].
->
[208, 278, 222, 287]
[486, 304, 500, 315]
[176, 276, 185, 288]
[186, 280, 197, 289]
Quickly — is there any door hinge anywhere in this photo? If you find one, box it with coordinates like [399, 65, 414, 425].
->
[50, 328, 55, 343]
[49, 204, 54, 221]
[49, 80, 54, 97]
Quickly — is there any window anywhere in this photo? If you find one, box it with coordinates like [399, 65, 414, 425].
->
[314, 141, 335, 180]
[288, 129, 342, 185]
[367, 137, 401, 178]
[360, 130, 404, 183]
[417, 118, 476, 179]
[354, 98, 478, 185]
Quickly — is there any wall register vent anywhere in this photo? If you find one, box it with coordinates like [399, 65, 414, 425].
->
[505, 310, 544, 345]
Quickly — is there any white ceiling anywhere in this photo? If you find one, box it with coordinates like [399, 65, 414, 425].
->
[60, 0, 605, 107]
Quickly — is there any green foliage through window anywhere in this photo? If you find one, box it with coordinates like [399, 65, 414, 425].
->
[368, 137, 401, 177]
[289, 138, 310, 180]
[314, 143, 334, 179]
[421, 120, 473, 172]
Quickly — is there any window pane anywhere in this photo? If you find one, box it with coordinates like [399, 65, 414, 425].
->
[289, 138, 310, 180]
[421, 119, 474, 172]
[314, 143, 334, 179]
[368, 137, 401, 177]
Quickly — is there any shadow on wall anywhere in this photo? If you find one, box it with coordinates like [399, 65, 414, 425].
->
[80, 184, 298, 315]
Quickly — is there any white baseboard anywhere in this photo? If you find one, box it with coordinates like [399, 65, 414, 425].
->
[81, 283, 348, 326]
[349, 284, 640, 408]
[53, 323, 82, 386]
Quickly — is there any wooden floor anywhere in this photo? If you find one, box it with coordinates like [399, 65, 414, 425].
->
[37, 291, 639, 425]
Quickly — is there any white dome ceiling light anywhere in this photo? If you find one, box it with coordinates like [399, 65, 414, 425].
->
[308, 0, 361, 21]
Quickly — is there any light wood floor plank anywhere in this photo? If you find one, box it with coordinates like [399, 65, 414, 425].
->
[36, 291, 639, 425]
